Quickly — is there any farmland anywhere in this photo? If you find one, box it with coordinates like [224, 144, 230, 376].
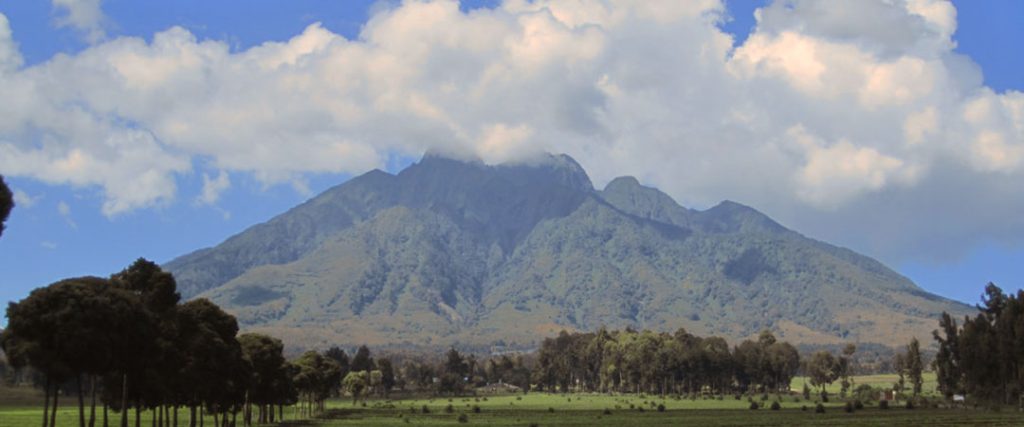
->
[4, 385, 1022, 427]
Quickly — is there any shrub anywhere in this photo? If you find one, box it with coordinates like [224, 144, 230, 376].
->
[820, 391, 829, 403]
[734, 394, 742, 400]
[472, 405, 481, 413]
[749, 401, 759, 410]
[638, 407, 644, 412]
[516, 396, 522, 400]
[529, 423, 539, 427]
[421, 405, 430, 414]
[802, 384, 811, 400]
[548, 407, 554, 413]
[815, 403, 825, 414]
[905, 400, 914, 410]
[770, 401, 781, 411]
[879, 400, 889, 410]
[801, 405, 808, 411]
[603, 408, 612, 415]
[445, 404, 454, 413]
[457, 414, 468, 423]
[629, 404, 635, 409]
[657, 403, 666, 412]
[854, 400, 864, 410]
[761, 393, 769, 401]
[844, 402, 854, 413]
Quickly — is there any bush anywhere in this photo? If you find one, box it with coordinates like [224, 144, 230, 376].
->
[815, 403, 825, 413]
[820, 391, 829, 403]
[770, 401, 781, 411]
[603, 408, 612, 415]
[844, 401, 854, 413]
[761, 393, 769, 401]
[472, 405, 481, 413]
[657, 403, 666, 412]
[801, 405, 808, 411]
[516, 396, 522, 400]
[854, 400, 864, 410]
[548, 407, 554, 413]
[445, 404, 454, 414]
[879, 400, 890, 410]
[457, 414, 468, 423]
[529, 423, 539, 427]
[803, 384, 811, 400]
[421, 405, 430, 414]
[749, 401, 759, 410]
[905, 400, 914, 410]
[734, 394, 742, 400]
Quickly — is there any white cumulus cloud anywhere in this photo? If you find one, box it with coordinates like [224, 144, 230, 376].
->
[52, 0, 106, 43]
[0, 0, 1021, 264]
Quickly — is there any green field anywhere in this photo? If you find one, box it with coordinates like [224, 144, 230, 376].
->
[790, 372, 940, 396]
[3, 384, 1023, 426]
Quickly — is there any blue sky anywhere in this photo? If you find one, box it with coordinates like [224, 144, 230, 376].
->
[0, 0, 1021, 313]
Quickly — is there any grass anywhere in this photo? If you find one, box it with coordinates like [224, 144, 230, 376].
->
[4, 380, 1022, 427]
[790, 372, 940, 396]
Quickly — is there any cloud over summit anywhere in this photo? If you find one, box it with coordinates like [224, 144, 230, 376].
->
[0, 0, 1020, 264]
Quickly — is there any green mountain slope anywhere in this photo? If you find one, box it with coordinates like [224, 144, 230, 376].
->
[166, 154, 972, 351]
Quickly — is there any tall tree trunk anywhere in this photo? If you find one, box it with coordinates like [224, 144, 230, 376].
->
[79, 374, 87, 427]
[151, 407, 156, 427]
[230, 410, 236, 427]
[42, 377, 51, 427]
[198, 406, 203, 427]
[103, 404, 108, 427]
[50, 382, 59, 427]
[268, 405, 274, 423]
[134, 403, 140, 427]
[212, 413, 218, 427]
[173, 406, 178, 427]
[89, 376, 97, 427]
[120, 374, 128, 427]
[188, 406, 196, 427]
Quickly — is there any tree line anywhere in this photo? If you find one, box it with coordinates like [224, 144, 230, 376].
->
[1, 259, 301, 427]
[530, 328, 802, 395]
[934, 283, 1024, 405]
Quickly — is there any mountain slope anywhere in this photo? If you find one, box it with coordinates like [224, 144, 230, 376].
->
[166, 154, 972, 351]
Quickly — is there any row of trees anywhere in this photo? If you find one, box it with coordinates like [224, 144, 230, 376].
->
[1, 259, 297, 427]
[934, 283, 1024, 404]
[531, 328, 800, 395]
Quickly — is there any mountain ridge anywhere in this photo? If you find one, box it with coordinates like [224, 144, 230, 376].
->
[165, 153, 971, 351]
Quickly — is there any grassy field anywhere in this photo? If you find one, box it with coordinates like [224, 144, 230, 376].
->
[4, 383, 1023, 426]
[790, 372, 940, 395]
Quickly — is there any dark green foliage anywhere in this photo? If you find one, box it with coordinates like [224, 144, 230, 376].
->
[932, 283, 1024, 406]
[844, 401, 854, 413]
[0, 174, 12, 238]
[905, 400, 914, 410]
[602, 408, 612, 415]
[815, 403, 825, 413]
[472, 405, 481, 413]
[421, 405, 430, 414]
[854, 400, 864, 410]
[457, 413, 468, 423]
[879, 400, 889, 409]
[445, 404, 454, 413]
[657, 403, 666, 412]
[770, 401, 780, 410]
[748, 401, 758, 410]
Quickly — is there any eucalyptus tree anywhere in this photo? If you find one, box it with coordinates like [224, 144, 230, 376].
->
[0, 174, 12, 238]
[2, 277, 153, 427]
